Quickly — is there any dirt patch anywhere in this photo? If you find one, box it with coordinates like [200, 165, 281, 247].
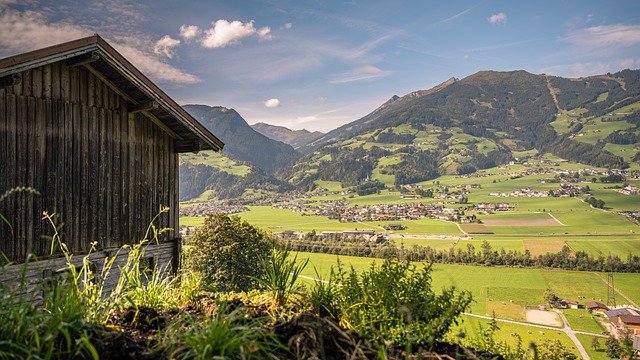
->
[483, 218, 562, 226]
[460, 224, 493, 234]
[525, 309, 562, 327]
[523, 239, 568, 256]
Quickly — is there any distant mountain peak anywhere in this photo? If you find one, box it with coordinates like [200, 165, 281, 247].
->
[183, 104, 300, 173]
[251, 122, 324, 150]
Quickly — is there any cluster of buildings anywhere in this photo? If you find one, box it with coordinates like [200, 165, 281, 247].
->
[540, 299, 640, 354]
[179, 203, 248, 217]
[619, 184, 640, 195]
[489, 183, 589, 198]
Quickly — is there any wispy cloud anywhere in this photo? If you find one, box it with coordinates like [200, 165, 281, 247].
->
[154, 35, 180, 58]
[488, 12, 507, 26]
[540, 58, 640, 78]
[330, 65, 388, 84]
[542, 24, 640, 77]
[0, 4, 199, 84]
[435, 5, 477, 25]
[563, 24, 640, 51]
[281, 22, 293, 30]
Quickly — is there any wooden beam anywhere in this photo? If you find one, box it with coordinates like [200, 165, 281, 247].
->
[128, 101, 158, 114]
[143, 110, 184, 140]
[174, 138, 202, 153]
[83, 63, 136, 104]
[0, 74, 21, 89]
[66, 51, 100, 67]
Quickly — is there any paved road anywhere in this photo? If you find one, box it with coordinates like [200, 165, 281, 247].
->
[554, 309, 591, 360]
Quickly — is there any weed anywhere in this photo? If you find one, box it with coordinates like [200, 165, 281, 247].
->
[161, 302, 285, 359]
[254, 247, 308, 308]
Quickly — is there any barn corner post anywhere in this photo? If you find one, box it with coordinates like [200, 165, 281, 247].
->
[0, 34, 224, 292]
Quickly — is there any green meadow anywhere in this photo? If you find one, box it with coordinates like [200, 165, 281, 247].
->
[297, 251, 640, 357]
[297, 252, 640, 317]
[452, 315, 579, 357]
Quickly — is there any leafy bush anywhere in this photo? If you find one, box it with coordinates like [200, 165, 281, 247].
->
[331, 258, 472, 348]
[183, 213, 274, 292]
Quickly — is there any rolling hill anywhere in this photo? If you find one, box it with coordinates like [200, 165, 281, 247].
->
[179, 69, 640, 200]
[286, 69, 640, 189]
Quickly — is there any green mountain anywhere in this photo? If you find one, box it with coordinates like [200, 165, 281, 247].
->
[183, 105, 301, 173]
[288, 69, 640, 188]
[179, 105, 298, 201]
[251, 122, 324, 150]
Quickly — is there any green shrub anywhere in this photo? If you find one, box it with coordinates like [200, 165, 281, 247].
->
[183, 213, 274, 292]
[332, 258, 472, 349]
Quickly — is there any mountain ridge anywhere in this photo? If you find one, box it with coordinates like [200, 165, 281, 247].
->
[179, 69, 640, 200]
[251, 122, 324, 150]
[183, 104, 301, 173]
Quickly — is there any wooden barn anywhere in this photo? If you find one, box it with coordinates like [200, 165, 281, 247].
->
[0, 35, 223, 288]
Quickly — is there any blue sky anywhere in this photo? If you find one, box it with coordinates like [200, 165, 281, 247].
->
[1, 0, 639, 132]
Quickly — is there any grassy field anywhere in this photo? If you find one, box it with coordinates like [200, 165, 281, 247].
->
[562, 309, 605, 334]
[451, 315, 579, 357]
[297, 252, 640, 317]
[295, 251, 640, 358]
[576, 334, 609, 360]
[180, 152, 251, 176]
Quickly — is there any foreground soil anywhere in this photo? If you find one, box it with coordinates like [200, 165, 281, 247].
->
[94, 302, 499, 360]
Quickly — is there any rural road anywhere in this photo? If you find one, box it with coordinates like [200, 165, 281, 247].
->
[464, 311, 605, 360]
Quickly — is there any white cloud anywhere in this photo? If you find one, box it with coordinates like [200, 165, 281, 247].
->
[0, 8, 90, 52]
[264, 98, 281, 108]
[282, 22, 293, 30]
[179, 25, 201, 41]
[0, 6, 199, 85]
[257, 26, 272, 40]
[201, 19, 272, 48]
[110, 35, 200, 84]
[354, 65, 382, 74]
[540, 58, 640, 78]
[488, 12, 507, 26]
[564, 24, 640, 50]
[315, 96, 326, 102]
[154, 35, 180, 58]
[330, 65, 388, 84]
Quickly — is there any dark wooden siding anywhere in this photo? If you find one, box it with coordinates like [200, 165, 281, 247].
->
[0, 62, 178, 262]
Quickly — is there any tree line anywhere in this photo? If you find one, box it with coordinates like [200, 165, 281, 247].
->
[278, 235, 640, 273]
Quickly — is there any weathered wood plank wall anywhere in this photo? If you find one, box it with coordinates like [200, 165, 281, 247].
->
[0, 62, 178, 262]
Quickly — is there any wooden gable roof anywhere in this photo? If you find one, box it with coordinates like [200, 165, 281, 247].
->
[0, 34, 224, 153]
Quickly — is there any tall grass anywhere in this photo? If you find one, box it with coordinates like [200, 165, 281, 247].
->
[254, 247, 308, 307]
[0, 206, 177, 359]
[161, 302, 286, 359]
